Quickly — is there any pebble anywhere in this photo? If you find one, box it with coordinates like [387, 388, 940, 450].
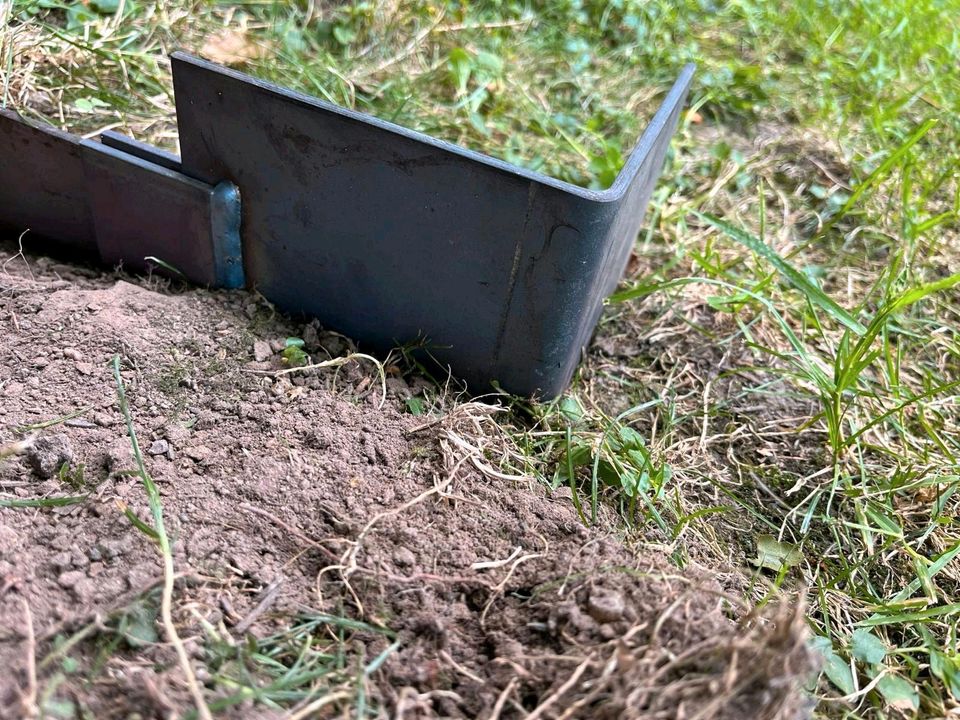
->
[3, 382, 23, 397]
[65, 418, 97, 429]
[185, 445, 211, 462]
[586, 591, 626, 624]
[50, 551, 74, 569]
[94, 412, 115, 427]
[302, 323, 319, 348]
[386, 377, 412, 400]
[393, 547, 417, 567]
[102, 441, 132, 473]
[63, 348, 82, 361]
[71, 577, 96, 603]
[148, 439, 170, 456]
[26, 433, 73, 479]
[253, 340, 273, 362]
[57, 570, 86, 589]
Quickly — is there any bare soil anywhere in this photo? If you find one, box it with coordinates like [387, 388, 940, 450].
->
[0, 243, 814, 719]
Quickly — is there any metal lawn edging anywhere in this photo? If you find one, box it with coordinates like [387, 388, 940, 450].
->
[0, 108, 244, 289]
[1, 57, 694, 398]
[172, 55, 694, 397]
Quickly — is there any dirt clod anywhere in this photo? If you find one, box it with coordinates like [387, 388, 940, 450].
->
[252, 339, 272, 361]
[25, 432, 73, 479]
[587, 589, 627, 623]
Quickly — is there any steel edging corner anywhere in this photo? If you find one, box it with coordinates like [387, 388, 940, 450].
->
[171, 54, 694, 397]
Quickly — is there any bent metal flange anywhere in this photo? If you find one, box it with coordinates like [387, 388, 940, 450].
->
[1, 58, 694, 398]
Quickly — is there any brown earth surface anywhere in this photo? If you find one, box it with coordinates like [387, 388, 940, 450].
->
[0, 242, 814, 719]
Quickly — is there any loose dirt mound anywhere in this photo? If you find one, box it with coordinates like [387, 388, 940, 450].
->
[0, 248, 814, 718]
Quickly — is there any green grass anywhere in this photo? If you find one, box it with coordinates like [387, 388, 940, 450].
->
[4, 0, 960, 716]
[197, 613, 397, 718]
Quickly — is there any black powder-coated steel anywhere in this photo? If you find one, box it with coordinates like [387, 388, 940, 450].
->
[0, 108, 92, 249]
[172, 54, 694, 397]
[0, 108, 244, 289]
[1, 56, 692, 397]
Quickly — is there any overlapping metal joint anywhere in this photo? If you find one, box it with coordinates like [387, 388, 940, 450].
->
[0, 108, 243, 289]
[0, 55, 694, 397]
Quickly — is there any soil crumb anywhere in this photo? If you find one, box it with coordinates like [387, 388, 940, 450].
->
[0, 247, 815, 718]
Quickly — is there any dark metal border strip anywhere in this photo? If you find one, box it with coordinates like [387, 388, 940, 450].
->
[0, 108, 244, 289]
[172, 54, 694, 396]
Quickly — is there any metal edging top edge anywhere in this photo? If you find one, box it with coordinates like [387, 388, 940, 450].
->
[605, 62, 696, 198]
[0, 106, 81, 146]
[0, 107, 216, 193]
[80, 138, 219, 191]
[169, 52, 695, 204]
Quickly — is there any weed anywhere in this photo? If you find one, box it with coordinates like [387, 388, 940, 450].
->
[198, 613, 395, 717]
[111, 354, 212, 720]
[56, 460, 86, 491]
[281, 336, 308, 368]
[0, 494, 86, 508]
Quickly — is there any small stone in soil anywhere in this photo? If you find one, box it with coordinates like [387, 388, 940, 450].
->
[64, 418, 97, 429]
[101, 442, 132, 474]
[587, 590, 626, 624]
[148, 439, 169, 456]
[393, 547, 416, 567]
[253, 340, 273, 362]
[57, 570, 86, 589]
[26, 433, 73, 479]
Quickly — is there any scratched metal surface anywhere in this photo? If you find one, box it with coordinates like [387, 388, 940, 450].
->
[173, 54, 694, 397]
[0, 109, 243, 289]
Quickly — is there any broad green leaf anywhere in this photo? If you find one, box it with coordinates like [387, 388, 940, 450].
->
[90, 0, 120, 12]
[448, 47, 473, 95]
[877, 674, 919, 711]
[615, 425, 645, 450]
[751, 534, 802, 572]
[405, 397, 425, 416]
[332, 24, 356, 45]
[40, 699, 76, 719]
[559, 396, 585, 424]
[851, 629, 886, 665]
[693, 211, 867, 335]
[930, 649, 960, 699]
[810, 636, 855, 695]
[474, 50, 504, 75]
[74, 96, 109, 112]
[281, 339, 308, 367]
[121, 601, 159, 648]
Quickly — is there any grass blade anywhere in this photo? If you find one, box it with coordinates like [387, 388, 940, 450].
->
[692, 210, 867, 335]
[824, 118, 938, 233]
[0, 495, 87, 508]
